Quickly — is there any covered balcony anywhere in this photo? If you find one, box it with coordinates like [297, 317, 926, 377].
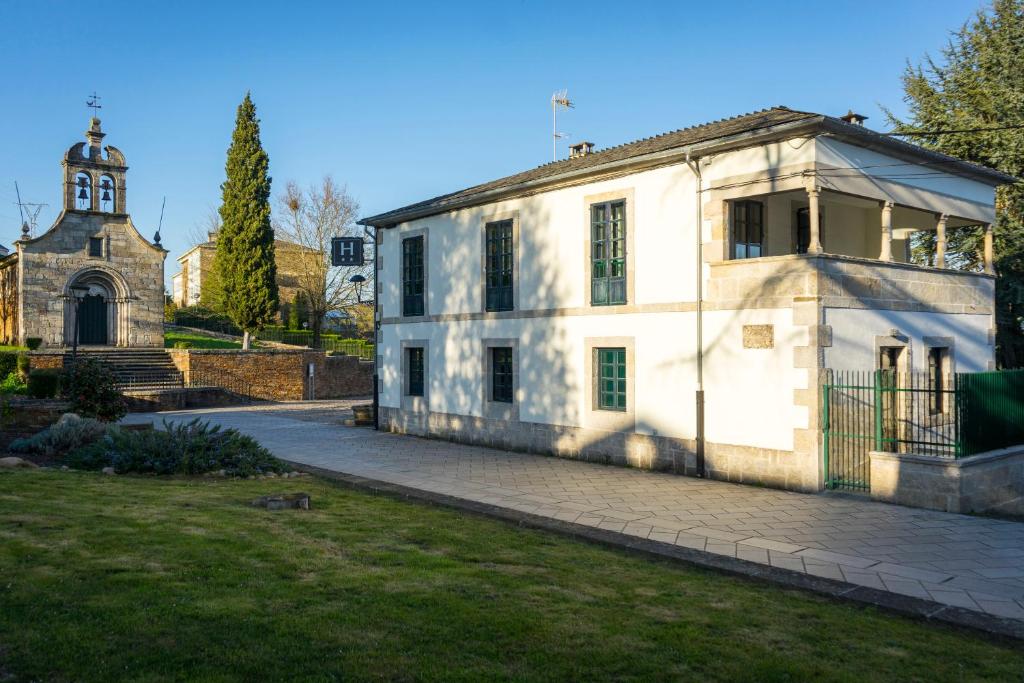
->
[706, 182, 996, 312]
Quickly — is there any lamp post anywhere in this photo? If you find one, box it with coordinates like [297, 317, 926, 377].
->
[69, 285, 89, 362]
[349, 274, 367, 304]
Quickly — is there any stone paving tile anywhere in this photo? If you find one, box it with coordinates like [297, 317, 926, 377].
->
[124, 403, 1024, 624]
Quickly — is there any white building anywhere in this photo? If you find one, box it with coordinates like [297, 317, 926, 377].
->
[358, 107, 1013, 493]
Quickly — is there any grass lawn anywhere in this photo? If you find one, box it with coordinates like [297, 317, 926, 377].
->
[164, 329, 242, 350]
[0, 471, 1021, 682]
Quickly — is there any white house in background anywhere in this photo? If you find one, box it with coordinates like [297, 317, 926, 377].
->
[358, 106, 1013, 493]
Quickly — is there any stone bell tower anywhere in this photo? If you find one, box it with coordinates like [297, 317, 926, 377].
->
[62, 117, 128, 215]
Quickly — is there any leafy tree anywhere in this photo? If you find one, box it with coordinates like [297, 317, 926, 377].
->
[885, 0, 1024, 367]
[289, 291, 309, 330]
[214, 93, 278, 349]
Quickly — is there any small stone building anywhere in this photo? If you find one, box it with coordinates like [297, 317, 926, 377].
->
[0, 117, 166, 348]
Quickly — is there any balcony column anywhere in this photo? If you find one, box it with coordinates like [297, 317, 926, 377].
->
[984, 223, 996, 275]
[935, 213, 948, 268]
[879, 201, 894, 262]
[806, 185, 823, 254]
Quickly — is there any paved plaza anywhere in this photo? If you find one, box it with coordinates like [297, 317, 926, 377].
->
[126, 401, 1024, 624]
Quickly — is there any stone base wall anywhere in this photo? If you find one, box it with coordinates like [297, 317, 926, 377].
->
[26, 351, 64, 371]
[123, 388, 245, 412]
[167, 348, 372, 402]
[870, 447, 1024, 515]
[379, 406, 816, 492]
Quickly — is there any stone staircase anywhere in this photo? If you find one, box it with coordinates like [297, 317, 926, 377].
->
[64, 348, 184, 391]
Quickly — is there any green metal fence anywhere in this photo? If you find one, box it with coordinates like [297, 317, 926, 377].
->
[822, 368, 1024, 491]
[255, 327, 374, 361]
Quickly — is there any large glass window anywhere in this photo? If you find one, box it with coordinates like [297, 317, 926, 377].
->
[402, 236, 425, 317]
[485, 220, 514, 312]
[597, 347, 627, 411]
[591, 201, 626, 305]
[491, 347, 513, 403]
[406, 347, 425, 397]
[732, 200, 764, 259]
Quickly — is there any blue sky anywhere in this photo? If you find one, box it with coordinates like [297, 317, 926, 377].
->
[0, 0, 986, 289]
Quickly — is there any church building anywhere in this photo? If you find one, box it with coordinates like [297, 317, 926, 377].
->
[0, 117, 166, 348]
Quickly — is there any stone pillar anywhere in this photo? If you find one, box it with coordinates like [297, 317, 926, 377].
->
[806, 186, 823, 254]
[935, 213, 948, 269]
[879, 201, 894, 262]
[984, 223, 995, 275]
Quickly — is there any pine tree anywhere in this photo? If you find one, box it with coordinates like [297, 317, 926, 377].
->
[289, 291, 309, 330]
[215, 93, 278, 349]
[885, 0, 1024, 367]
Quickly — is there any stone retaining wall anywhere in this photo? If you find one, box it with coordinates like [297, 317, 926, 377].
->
[870, 447, 1024, 515]
[168, 348, 372, 401]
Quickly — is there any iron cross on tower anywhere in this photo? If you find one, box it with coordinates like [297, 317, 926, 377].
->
[86, 92, 102, 117]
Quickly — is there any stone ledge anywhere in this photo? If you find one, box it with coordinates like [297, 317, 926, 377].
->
[870, 446, 1024, 515]
[287, 460, 1024, 642]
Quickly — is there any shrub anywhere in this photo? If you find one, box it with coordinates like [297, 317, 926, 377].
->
[27, 369, 61, 398]
[0, 371, 26, 395]
[61, 358, 126, 422]
[25, 338, 42, 351]
[173, 340, 193, 349]
[15, 353, 29, 379]
[0, 351, 19, 379]
[10, 413, 107, 457]
[66, 418, 288, 477]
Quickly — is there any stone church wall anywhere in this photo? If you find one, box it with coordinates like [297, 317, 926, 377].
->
[19, 212, 165, 348]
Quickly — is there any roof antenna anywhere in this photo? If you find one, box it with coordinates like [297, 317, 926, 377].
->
[154, 196, 165, 247]
[551, 90, 574, 162]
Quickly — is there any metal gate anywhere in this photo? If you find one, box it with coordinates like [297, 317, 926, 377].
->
[822, 370, 959, 491]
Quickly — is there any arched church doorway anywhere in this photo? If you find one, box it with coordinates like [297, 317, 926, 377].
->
[78, 293, 108, 345]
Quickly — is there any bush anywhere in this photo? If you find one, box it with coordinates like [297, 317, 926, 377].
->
[0, 351, 19, 379]
[25, 338, 42, 351]
[66, 418, 288, 477]
[173, 340, 193, 349]
[61, 358, 126, 422]
[15, 353, 29, 379]
[27, 369, 61, 398]
[10, 413, 107, 457]
[0, 371, 26, 395]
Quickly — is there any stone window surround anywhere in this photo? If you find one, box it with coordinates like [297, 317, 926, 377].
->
[400, 227, 429, 321]
[923, 335, 956, 417]
[583, 188, 635, 307]
[874, 333, 912, 373]
[481, 337, 519, 421]
[582, 336, 636, 432]
[400, 339, 429, 413]
[479, 210, 520, 313]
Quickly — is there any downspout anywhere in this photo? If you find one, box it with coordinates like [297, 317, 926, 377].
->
[365, 225, 380, 430]
[685, 151, 706, 478]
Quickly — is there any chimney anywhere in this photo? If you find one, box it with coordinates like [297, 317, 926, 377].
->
[569, 141, 595, 159]
[840, 110, 868, 126]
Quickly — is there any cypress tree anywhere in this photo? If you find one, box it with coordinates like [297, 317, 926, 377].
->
[215, 93, 278, 349]
[885, 0, 1024, 367]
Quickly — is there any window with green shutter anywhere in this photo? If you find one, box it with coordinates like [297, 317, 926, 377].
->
[597, 347, 627, 411]
[485, 220, 513, 311]
[406, 347, 425, 397]
[590, 200, 626, 305]
[491, 347, 513, 403]
[402, 236, 425, 316]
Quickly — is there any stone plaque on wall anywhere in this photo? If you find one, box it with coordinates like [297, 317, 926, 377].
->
[743, 324, 774, 349]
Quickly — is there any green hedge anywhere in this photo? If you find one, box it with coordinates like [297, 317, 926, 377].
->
[27, 369, 61, 399]
[0, 351, 22, 380]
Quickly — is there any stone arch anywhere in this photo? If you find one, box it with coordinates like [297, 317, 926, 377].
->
[99, 174, 116, 213]
[63, 266, 133, 347]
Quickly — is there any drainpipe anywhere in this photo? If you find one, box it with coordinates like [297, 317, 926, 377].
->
[365, 225, 380, 430]
[685, 151, 706, 478]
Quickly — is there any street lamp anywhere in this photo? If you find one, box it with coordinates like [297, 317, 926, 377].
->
[69, 284, 89, 361]
[349, 274, 367, 304]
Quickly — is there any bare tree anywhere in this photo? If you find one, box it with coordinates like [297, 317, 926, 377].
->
[275, 176, 369, 346]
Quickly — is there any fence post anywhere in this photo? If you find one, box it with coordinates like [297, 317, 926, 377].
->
[822, 379, 831, 489]
[873, 369, 883, 452]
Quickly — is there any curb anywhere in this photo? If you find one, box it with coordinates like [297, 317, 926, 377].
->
[287, 459, 1024, 642]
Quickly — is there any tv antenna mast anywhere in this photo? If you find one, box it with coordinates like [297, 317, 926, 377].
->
[13, 181, 46, 238]
[551, 89, 574, 161]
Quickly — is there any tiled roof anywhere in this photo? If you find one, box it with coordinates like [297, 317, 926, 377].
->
[359, 105, 1014, 227]
[359, 107, 817, 226]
